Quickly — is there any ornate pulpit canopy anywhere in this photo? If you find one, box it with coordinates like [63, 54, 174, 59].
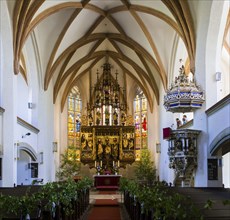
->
[164, 65, 205, 113]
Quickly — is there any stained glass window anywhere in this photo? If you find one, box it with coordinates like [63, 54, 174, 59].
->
[67, 86, 82, 161]
[134, 89, 148, 161]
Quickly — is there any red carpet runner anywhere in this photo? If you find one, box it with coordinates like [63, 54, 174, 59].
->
[87, 198, 121, 220]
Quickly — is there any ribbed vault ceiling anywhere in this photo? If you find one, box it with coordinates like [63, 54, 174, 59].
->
[10, 0, 198, 112]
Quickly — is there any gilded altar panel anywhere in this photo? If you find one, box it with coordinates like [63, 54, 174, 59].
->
[80, 125, 135, 167]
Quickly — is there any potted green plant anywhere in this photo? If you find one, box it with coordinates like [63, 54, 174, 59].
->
[134, 148, 156, 186]
[56, 145, 81, 181]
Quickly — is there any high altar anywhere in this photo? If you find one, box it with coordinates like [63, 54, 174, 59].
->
[93, 175, 122, 190]
[79, 63, 135, 171]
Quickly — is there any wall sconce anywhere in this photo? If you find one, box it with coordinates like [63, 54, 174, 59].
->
[53, 142, 58, 152]
[215, 72, 221, 81]
[22, 132, 31, 138]
[39, 152, 43, 164]
[28, 102, 33, 109]
[156, 143, 161, 153]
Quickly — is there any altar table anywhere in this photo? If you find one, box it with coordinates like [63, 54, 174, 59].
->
[93, 175, 122, 190]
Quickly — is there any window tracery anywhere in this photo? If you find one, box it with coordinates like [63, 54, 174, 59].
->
[134, 89, 148, 161]
[67, 86, 82, 161]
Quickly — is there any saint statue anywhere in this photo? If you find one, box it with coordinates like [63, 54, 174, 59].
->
[96, 110, 101, 125]
[113, 110, 118, 125]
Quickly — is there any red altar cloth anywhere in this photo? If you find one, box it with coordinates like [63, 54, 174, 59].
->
[93, 175, 121, 190]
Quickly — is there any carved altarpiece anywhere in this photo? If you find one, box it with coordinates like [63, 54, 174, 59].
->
[80, 125, 135, 169]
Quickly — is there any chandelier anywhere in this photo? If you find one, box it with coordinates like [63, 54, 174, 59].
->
[87, 63, 127, 126]
[164, 65, 205, 113]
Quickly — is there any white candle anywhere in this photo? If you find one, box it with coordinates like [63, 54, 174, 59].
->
[118, 160, 120, 167]
[95, 161, 96, 167]
[113, 161, 114, 167]
[100, 160, 102, 167]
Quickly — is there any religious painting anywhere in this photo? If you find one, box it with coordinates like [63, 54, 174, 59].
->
[81, 131, 95, 162]
[96, 136, 120, 162]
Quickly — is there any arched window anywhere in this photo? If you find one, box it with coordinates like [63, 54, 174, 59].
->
[134, 88, 148, 160]
[67, 86, 82, 149]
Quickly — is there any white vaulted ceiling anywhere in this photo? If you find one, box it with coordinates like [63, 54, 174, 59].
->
[9, 0, 198, 112]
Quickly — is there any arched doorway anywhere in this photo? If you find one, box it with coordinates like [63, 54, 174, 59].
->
[210, 127, 230, 188]
[17, 142, 38, 185]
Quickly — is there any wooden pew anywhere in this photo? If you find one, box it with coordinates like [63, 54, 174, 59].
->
[171, 187, 230, 220]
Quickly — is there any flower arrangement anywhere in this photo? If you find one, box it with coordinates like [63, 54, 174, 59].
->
[96, 165, 102, 175]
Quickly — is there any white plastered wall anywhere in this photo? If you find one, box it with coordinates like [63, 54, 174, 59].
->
[193, 0, 229, 187]
[0, 0, 56, 186]
[0, 0, 17, 187]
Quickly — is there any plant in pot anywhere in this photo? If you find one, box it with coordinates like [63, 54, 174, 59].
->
[134, 148, 156, 186]
[56, 145, 81, 181]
